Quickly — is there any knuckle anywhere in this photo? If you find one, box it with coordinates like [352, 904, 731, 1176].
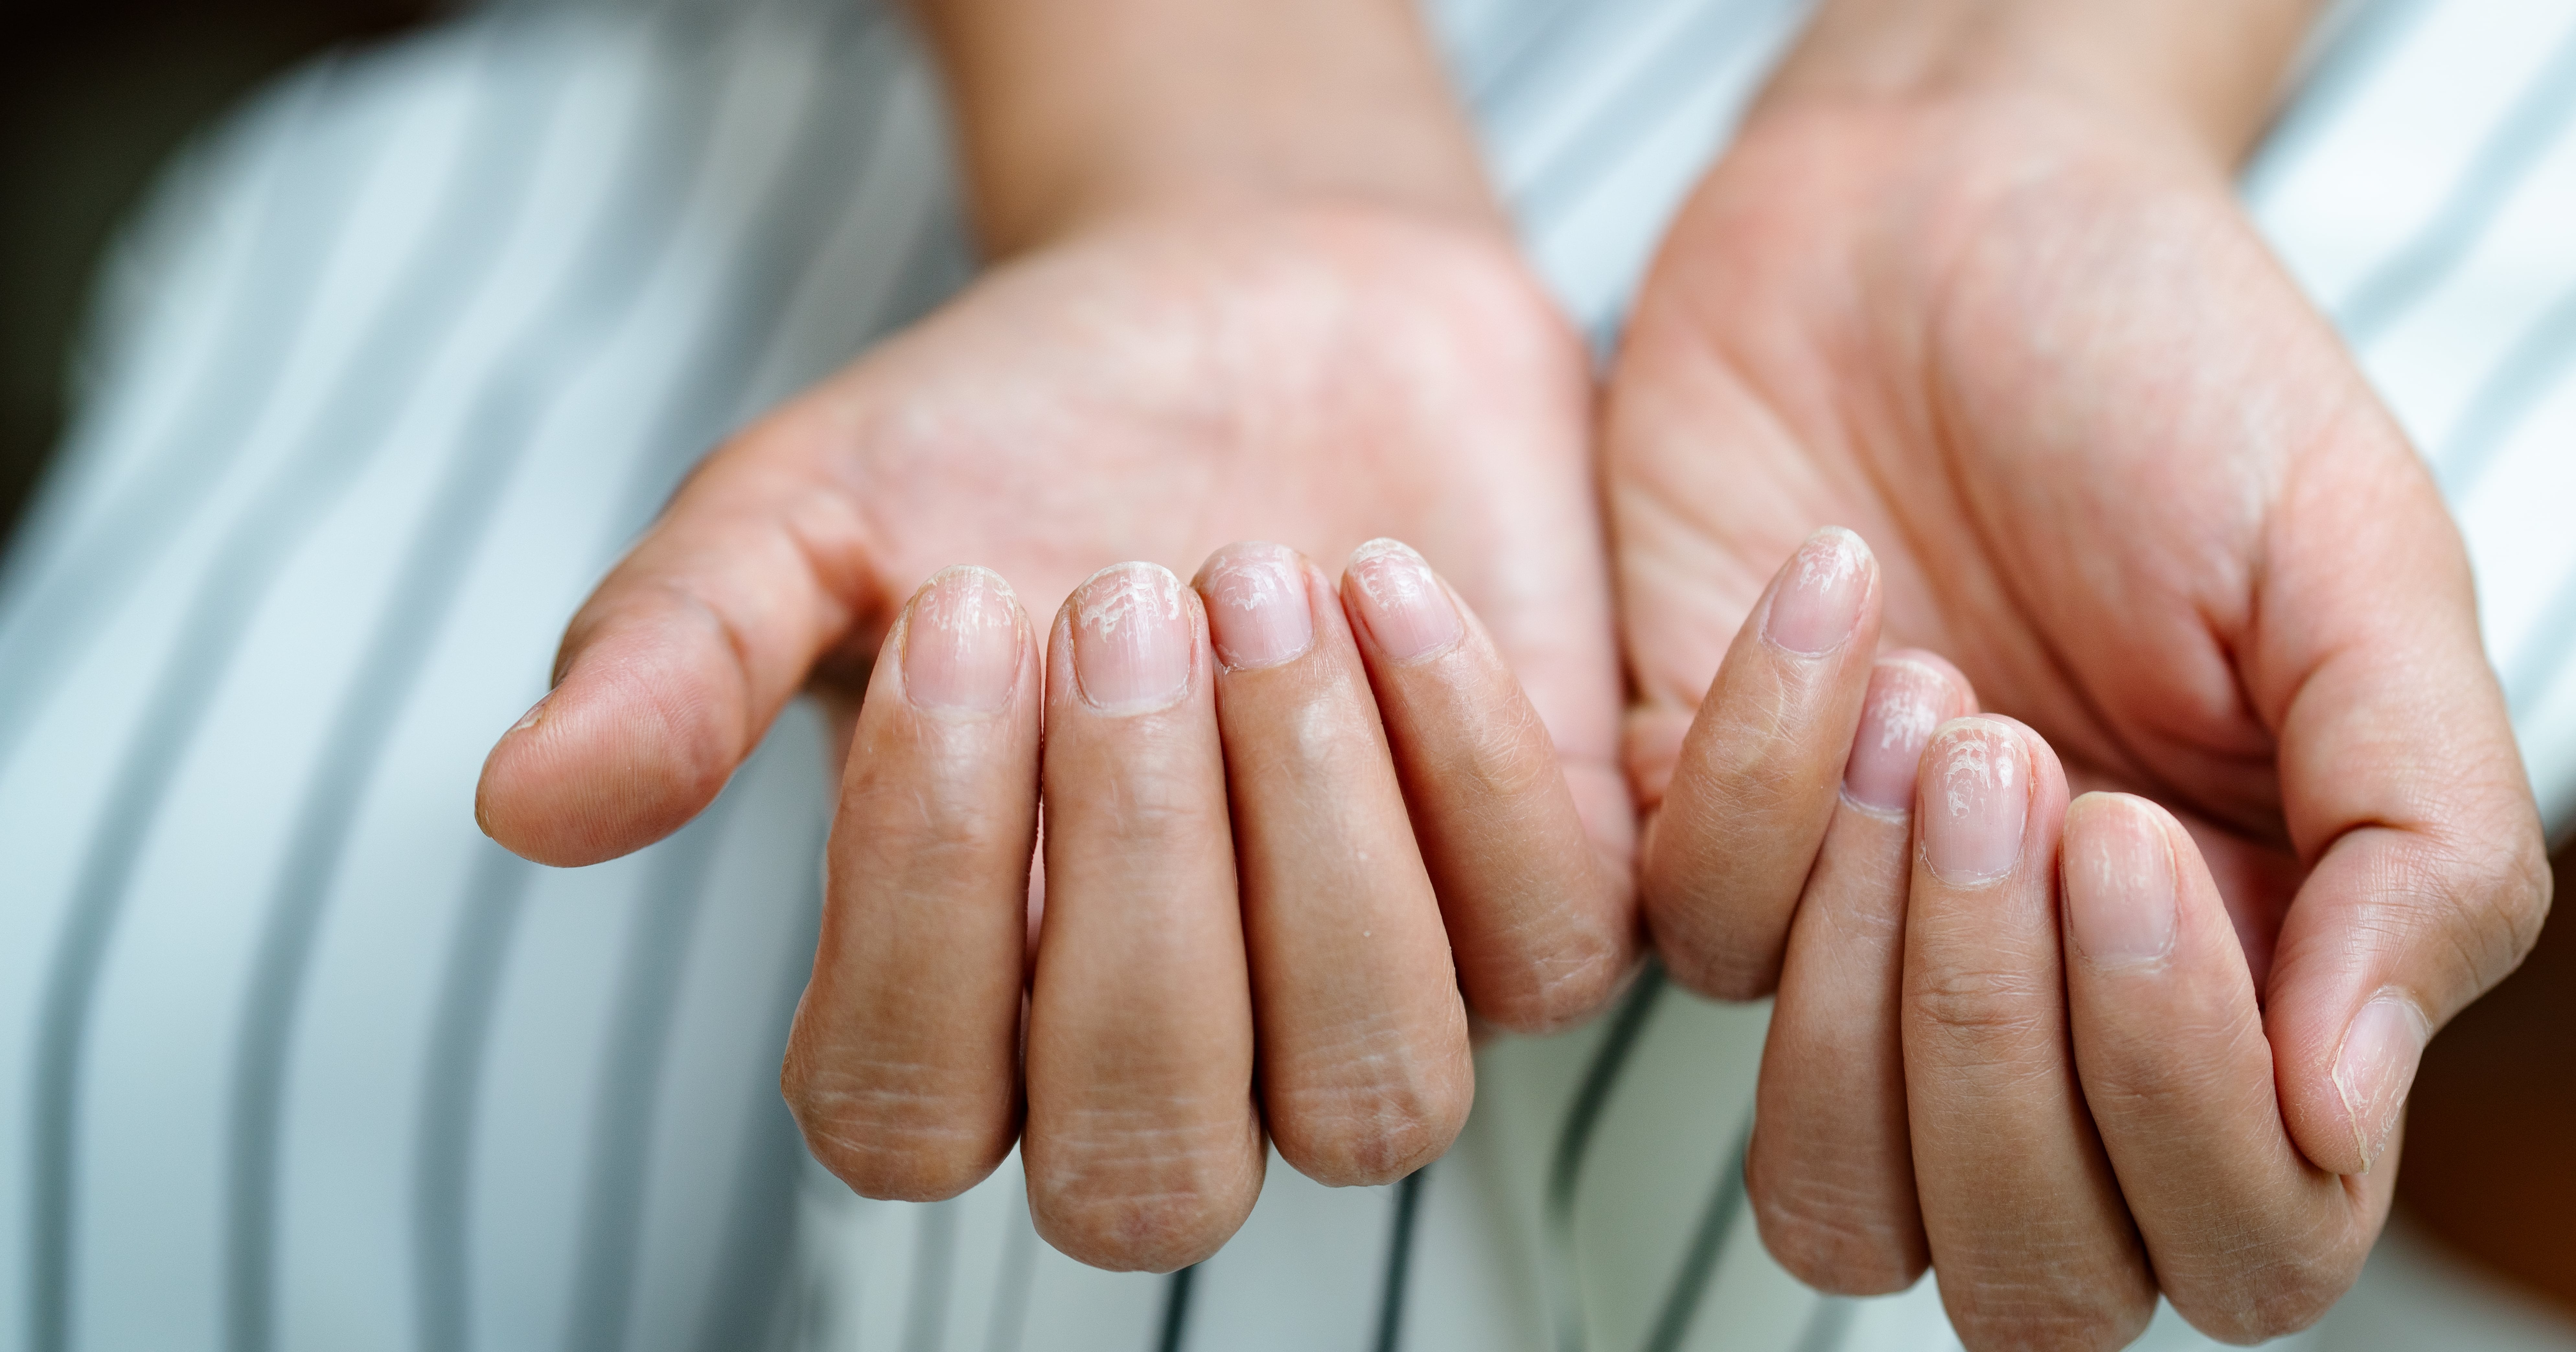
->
[1908, 966, 2052, 1046]
[2078, 1013, 2265, 1117]
[2390, 822, 2553, 996]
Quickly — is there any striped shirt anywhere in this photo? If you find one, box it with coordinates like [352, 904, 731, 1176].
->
[0, 0, 2570, 1349]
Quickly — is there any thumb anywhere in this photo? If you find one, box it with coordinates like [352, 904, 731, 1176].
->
[476, 418, 889, 866]
[2254, 445, 2551, 1176]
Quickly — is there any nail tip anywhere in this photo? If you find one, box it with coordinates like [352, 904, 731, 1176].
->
[1348, 537, 1422, 566]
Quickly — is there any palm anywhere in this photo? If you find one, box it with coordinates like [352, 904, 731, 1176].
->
[1609, 103, 2454, 971]
[774, 206, 1622, 815]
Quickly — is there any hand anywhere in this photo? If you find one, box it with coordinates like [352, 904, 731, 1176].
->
[1611, 76, 2549, 1349]
[474, 206, 1635, 1270]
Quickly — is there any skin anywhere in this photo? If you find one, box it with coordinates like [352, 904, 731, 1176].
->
[478, 0, 2554, 1336]
[477, 0, 1631, 1273]
[1621, 1, 2552, 1345]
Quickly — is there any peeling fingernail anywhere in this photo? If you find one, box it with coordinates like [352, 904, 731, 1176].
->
[2333, 994, 2430, 1174]
[1919, 718, 2028, 884]
[1842, 660, 1949, 813]
[2064, 795, 2177, 966]
[1345, 538, 1463, 661]
[903, 566, 1022, 714]
[508, 693, 550, 735]
[1198, 542, 1314, 670]
[1070, 562, 1194, 711]
[1762, 527, 1871, 657]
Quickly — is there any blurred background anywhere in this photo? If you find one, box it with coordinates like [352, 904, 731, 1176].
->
[0, 0, 437, 554]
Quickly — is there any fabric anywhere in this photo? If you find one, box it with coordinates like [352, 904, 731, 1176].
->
[3, 0, 2573, 1348]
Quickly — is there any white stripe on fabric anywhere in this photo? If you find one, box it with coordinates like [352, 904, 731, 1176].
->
[6, 22, 563, 1351]
[250, 13, 736, 1347]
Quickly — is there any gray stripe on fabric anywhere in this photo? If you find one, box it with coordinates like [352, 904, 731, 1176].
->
[1155, 1264, 1199, 1352]
[2335, 17, 2576, 345]
[230, 13, 726, 1351]
[692, 861, 826, 1352]
[599, 6, 914, 547]
[2239, 0, 2437, 206]
[564, 791, 746, 1352]
[1635, 1111, 1753, 1352]
[562, 14, 915, 1347]
[25, 27, 560, 1352]
[0, 59, 374, 773]
[1370, 1166, 1430, 1352]
[1512, 0, 1782, 222]
[1544, 962, 1669, 1352]
[412, 6, 900, 1341]
[2436, 279, 2576, 500]
[417, 845, 543, 1352]
[1790, 1296, 1858, 1352]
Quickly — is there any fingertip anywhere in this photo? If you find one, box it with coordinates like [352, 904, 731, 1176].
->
[475, 643, 740, 867]
[1027, 1133, 1266, 1273]
[1269, 1054, 1473, 1188]
[1759, 527, 1879, 659]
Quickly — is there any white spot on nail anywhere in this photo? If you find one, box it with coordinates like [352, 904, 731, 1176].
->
[1076, 563, 1183, 638]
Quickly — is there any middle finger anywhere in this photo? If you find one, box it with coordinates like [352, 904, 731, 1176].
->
[1903, 716, 2154, 1350]
[1024, 563, 1264, 1272]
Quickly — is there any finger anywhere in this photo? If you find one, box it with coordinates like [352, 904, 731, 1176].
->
[1023, 563, 1262, 1272]
[1749, 652, 1970, 1295]
[2062, 793, 2386, 1342]
[477, 428, 885, 865]
[1194, 543, 1472, 1185]
[1339, 539, 1633, 1033]
[783, 567, 1039, 1201]
[1641, 527, 1882, 1000]
[2249, 446, 2551, 1176]
[1904, 716, 2155, 1350]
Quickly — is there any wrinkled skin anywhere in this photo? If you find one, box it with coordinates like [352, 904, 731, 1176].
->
[1611, 92, 2549, 1345]
[477, 202, 1638, 1270]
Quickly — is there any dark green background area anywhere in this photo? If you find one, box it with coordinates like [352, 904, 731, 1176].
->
[0, 0, 436, 556]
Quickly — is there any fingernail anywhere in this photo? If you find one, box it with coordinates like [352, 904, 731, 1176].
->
[1842, 660, 1949, 813]
[508, 693, 549, 735]
[1340, 541, 1463, 659]
[1345, 539, 1463, 660]
[2063, 796, 2177, 966]
[1762, 527, 1870, 657]
[1919, 719, 2028, 884]
[1198, 542, 1314, 670]
[1070, 562, 1194, 711]
[903, 566, 1022, 713]
[2333, 994, 2430, 1174]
